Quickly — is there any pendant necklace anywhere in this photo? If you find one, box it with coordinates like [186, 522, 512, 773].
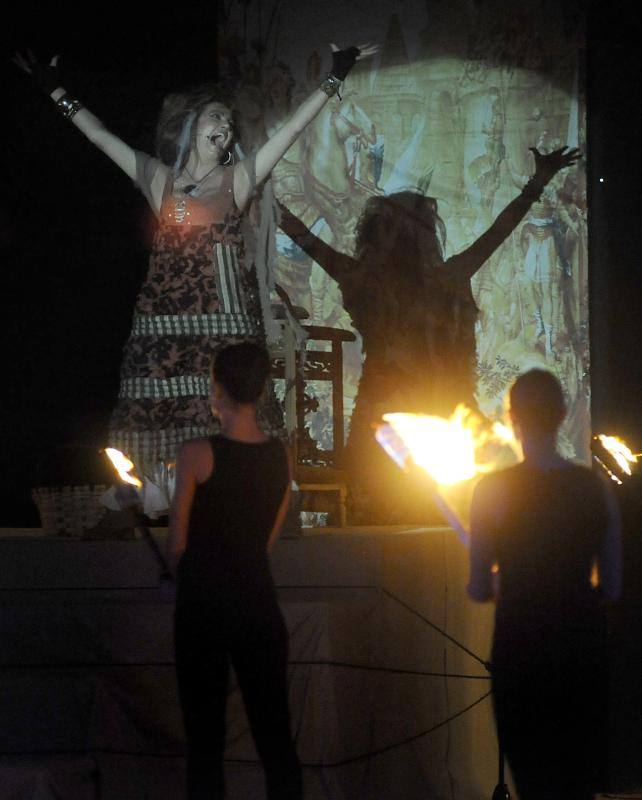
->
[173, 162, 222, 223]
[182, 163, 222, 196]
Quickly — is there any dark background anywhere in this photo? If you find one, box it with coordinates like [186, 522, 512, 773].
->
[1, 6, 220, 523]
[1, 3, 640, 526]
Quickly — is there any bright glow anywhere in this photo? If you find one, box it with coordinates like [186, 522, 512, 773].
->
[379, 404, 517, 487]
[596, 435, 638, 476]
[491, 421, 515, 445]
[104, 448, 143, 488]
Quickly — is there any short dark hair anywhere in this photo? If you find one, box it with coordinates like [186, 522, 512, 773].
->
[212, 342, 271, 404]
[509, 369, 566, 435]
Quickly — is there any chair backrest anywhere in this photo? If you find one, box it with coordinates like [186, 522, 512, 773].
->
[294, 325, 356, 467]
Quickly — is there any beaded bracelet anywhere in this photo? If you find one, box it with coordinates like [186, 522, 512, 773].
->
[56, 93, 84, 120]
[319, 73, 342, 100]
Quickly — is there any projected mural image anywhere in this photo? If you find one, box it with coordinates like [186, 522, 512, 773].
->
[220, 0, 588, 474]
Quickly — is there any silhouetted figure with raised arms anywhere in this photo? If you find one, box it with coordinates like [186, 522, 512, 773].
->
[278, 147, 579, 523]
[468, 369, 622, 800]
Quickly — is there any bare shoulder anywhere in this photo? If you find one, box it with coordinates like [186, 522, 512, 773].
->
[177, 437, 210, 458]
[176, 438, 215, 483]
[471, 466, 517, 515]
[473, 467, 506, 496]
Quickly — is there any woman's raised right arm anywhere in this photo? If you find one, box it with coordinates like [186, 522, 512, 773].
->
[277, 201, 356, 284]
[14, 52, 137, 180]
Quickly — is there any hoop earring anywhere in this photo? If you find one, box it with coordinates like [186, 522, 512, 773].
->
[223, 150, 233, 166]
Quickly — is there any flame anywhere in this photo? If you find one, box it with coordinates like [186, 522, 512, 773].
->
[490, 421, 515, 445]
[595, 435, 637, 477]
[380, 404, 517, 487]
[104, 447, 143, 488]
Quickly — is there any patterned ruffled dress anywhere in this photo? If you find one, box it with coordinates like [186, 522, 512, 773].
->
[108, 152, 282, 509]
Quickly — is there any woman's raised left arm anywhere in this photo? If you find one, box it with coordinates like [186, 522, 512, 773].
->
[234, 44, 377, 209]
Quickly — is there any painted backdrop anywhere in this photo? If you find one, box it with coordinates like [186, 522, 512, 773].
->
[220, 0, 588, 459]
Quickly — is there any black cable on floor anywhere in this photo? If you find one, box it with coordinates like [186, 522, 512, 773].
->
[0, 689, 493, 768]
[381, 587, 490, 670]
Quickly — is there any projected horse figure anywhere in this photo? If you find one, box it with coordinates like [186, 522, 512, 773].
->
[301, 95, 378, 253]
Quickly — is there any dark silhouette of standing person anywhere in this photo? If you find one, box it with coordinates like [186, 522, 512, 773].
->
[167, 342, 301, 799]
[468, 369, 622, 800]
[278, 147, 580, 524]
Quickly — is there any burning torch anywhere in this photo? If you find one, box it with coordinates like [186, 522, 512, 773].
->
[103, 448, 172, 581]
[375, 405, 518, 546]
[376, 406, 517, 800]
[591, 434, 639, 485]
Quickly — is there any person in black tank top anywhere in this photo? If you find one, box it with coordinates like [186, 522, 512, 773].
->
[468, 370, 621, 800]
[167, 342, 302, 800]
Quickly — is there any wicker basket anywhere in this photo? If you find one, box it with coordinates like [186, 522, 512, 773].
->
[32, 485, 110, 537]
[31, 443, 116, 537]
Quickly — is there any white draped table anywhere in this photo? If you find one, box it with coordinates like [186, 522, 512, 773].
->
[0, 527, 500, 799]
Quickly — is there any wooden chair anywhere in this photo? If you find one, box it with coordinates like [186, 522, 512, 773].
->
[270, 301, 356, 526]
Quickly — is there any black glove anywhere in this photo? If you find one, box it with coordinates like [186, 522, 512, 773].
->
[331, 46, 360, 80]
[21, 50, 61, 95]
